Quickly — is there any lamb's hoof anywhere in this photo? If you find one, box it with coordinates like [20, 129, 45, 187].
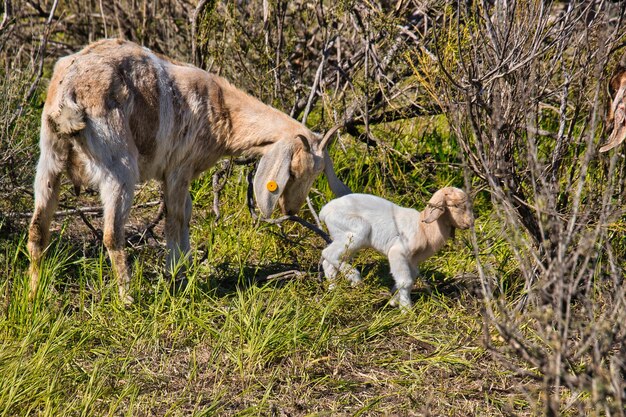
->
[398, 303, 412, 313]
[349, 278, 363, 287]
[170, 276, 189, 294]
[389, 295, 412, 312]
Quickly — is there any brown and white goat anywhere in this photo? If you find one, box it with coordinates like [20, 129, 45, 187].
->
[600, 52, 626, 152]
[27, 39, 350, 303]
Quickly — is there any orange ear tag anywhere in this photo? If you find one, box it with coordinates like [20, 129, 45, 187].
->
[266, 180, 278, 192]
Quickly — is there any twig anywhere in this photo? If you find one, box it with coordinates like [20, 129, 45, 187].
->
[76, 208, 102, 241]
[98, 0, 108, 38]
[9, 0, 58, 130]
[191, 0, 210, 66]
[266, 270, 306, 281]
[13, 200, 161, 219]
[136, 199, 166, 243]
[263, 214, 332, 244]
[306, 196, 323, 229]
[23, 0, 58, 103]
[0, 0, 11, 33]
[302, 36, 337, 124]
[212, 159, 233, 221]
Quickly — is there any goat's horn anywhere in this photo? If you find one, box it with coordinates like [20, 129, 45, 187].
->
[319, 123, 344, 150]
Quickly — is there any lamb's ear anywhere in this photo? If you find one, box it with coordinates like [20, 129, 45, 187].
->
[323, 150, 351, 197]
[422, 204, 445, 223]
[254, 140, 294, 218]
[422, 193, 446, 224]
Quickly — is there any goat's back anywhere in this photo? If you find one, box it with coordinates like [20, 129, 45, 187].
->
[320, 193, 397, 221]
[320, 194, 421, 253]
[43, 39, 233, 182]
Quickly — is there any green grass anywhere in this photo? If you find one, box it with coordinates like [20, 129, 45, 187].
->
[0, 124, 536, 416]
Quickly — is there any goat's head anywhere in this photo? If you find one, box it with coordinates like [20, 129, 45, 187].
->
[600, 57, 626, 153]
[422, 187, 473, 230]
[253, 125, 351, 218]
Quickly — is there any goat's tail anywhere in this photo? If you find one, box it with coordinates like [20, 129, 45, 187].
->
[47, 93, 86, 136]
[42, 81, 88, 195]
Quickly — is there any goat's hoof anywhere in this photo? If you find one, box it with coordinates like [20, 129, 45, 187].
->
[119, 292, 134, 306]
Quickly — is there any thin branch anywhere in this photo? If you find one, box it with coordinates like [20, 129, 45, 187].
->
[13, 201, 161, 219]
[191, 0, 209, 66]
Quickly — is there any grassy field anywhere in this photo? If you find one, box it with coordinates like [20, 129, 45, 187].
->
[0, 115, 543, 416]
[4, 1, 626, 414]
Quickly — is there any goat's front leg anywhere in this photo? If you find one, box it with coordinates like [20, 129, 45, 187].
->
[27, 148, 63, 299]
[100, 172, 135, 305]
[164, 178, 192, 290]
[387, 245, 416, 310]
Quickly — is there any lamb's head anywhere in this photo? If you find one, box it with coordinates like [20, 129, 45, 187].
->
[422, 187, 473, 230]
[600, 58, 626, 152]
[253, 125, 351, 217]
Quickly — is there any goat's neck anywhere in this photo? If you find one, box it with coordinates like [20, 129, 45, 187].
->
[416, 211, 453, 254]
[214, 77, 308, 156]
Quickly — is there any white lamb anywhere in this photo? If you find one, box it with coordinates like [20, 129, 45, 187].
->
[319, 187, 473, 309]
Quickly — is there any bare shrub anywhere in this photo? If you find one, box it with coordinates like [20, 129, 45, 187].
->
[195, 0, 439, 140]
[417, 1, 626, 414]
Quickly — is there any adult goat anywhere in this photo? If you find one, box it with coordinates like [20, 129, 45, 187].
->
[28, 39, 350, 303]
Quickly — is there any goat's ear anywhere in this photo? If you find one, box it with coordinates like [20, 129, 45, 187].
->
[600, 84, 626, 152]
[323, 150, 351, 197]
[422, 192, 446, 224]
[422, 204, 445, 223]
[254, 140, 294, 218]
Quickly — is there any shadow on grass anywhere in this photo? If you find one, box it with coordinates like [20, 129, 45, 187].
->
[203, 261, 322, 298]
[356, 261, 483, 308]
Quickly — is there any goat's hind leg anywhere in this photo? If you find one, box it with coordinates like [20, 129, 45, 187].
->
[27, 132, 64, 299]
[100, 167, 136, 305]
[89, 118, 138, 304]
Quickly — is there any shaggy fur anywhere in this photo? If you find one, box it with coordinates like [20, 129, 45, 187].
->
[319, 187, 473, 309]
[27, 39, 350, 303]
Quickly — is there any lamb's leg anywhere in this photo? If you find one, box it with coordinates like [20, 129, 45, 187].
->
[387, 245, 416, 310]
[321, 248, 361, 282]
[164, 176, 192, 290]
[321, 215, 369, 286]
[27, 140, 63, 299]
[321, 259, 338, 281]
[391, 264, 421, 293]
[100, 166, 136, 305]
